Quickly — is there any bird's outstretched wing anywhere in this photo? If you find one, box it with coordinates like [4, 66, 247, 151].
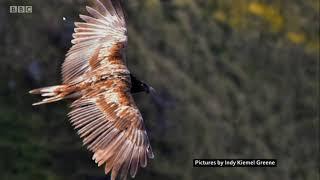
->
[69, 79, 154, 180]
[62, 0, 127, 83]
[60, 1, 153, 179]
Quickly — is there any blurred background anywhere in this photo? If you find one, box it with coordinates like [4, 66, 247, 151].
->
[0, 0, 319, 180]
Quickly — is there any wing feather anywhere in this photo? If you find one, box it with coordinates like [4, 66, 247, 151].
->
[130, 145, 140, 178]
[68, 80, 153, 180]
[62, 0, 127, 83]
[86, 6, 106, 20]
[93, 0, 109, 17]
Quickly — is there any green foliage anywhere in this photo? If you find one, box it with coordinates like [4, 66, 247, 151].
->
[0, 0, 318, 180]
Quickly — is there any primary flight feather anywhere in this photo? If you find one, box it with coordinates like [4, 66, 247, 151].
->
[29, 0, 155, 179]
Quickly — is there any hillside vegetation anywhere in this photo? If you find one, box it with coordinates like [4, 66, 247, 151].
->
[0, 0, 319, 180]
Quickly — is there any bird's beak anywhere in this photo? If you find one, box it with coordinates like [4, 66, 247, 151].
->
[143, 83, 156, 95]
[147, 86, 159, 101]
[148, 86, 156, 95]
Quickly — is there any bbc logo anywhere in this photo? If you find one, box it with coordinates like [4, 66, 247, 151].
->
[10, 6, 32, 13]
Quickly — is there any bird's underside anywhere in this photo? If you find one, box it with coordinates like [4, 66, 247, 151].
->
[29, 1, 154, 180]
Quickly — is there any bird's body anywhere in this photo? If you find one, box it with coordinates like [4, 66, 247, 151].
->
[29, 1, 154, 180]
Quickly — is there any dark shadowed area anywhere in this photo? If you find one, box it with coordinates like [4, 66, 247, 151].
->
[0, 0, 319, 180]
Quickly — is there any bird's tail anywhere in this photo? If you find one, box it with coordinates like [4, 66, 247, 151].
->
[29, 85, 70, 106]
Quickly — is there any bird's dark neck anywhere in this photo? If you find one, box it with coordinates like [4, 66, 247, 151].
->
[130, 74, 148, 94]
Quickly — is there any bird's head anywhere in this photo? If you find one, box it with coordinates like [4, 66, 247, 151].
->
[130, 74, 157, 95]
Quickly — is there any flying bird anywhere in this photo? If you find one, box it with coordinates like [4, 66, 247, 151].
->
[29, 0, 155, 179]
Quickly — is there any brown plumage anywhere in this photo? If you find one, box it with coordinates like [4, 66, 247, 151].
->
[29, 1, 154, 179]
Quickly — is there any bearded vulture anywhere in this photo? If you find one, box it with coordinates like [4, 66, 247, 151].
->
[29, 0, 155, 179]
